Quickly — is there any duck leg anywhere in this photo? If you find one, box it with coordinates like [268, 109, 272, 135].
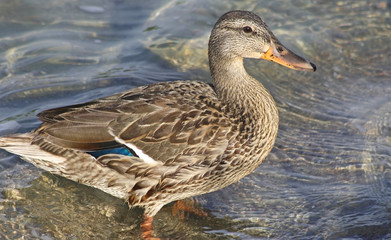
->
[172, 199, 207, 219]
[140, 215, 159, 240]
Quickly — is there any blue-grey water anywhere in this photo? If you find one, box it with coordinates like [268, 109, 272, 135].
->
[0, 0, 390, 239]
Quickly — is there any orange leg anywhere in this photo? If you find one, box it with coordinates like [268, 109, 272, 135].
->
[140, 215, 160, 240]
[172, 199, 207, 219]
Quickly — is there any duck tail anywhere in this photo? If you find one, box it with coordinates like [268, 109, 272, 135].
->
[0, 133, 52, 162]
[0, 133, 165, 205]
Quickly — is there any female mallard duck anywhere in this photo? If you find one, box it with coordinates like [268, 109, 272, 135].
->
[0, 10, 315, 238]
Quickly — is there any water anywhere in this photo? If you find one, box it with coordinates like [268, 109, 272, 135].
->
[0, 0, 390, 239]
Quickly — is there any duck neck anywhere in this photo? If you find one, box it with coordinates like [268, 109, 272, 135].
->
[209, 55, 278, 125]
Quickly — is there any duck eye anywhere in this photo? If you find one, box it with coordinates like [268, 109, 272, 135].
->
[243, 26, 253, 33]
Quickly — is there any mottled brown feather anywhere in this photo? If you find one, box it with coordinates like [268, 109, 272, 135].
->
[0, 10, 316, 218]
[35, 81, 232, 166]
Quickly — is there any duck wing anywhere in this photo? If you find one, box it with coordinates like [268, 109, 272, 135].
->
[35, 81, 236, 165]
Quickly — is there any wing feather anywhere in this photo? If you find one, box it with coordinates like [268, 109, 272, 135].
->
[34, 81, 236, 165]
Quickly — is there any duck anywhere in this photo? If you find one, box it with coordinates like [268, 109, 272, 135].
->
[0, 10, 315, 239]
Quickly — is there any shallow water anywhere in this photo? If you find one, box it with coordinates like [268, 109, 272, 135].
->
[0, 0, 391, 239]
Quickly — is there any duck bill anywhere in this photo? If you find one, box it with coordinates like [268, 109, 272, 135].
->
[261, 41, 316, 72]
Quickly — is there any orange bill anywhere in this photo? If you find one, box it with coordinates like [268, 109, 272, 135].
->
[261, 40, 316, 72]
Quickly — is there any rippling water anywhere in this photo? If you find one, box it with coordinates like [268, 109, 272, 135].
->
[0, 0, 390, 239]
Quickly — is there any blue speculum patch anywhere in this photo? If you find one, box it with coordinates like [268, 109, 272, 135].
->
[88, 147, 133, 158]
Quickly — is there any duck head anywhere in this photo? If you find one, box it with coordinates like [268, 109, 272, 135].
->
[208, 10, 316, 72]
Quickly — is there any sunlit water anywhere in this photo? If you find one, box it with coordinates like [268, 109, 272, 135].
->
[0, 0, 390, 239]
